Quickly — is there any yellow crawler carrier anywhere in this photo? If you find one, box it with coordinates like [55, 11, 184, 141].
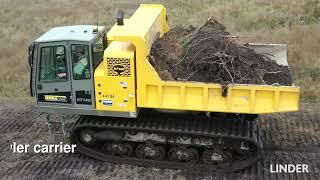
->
[30, 4, 299, 172]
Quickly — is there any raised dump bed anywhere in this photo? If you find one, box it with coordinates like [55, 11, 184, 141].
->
[105, 4, 300, 115]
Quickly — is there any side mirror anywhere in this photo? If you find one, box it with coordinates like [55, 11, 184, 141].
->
[28, 43, 36, 97]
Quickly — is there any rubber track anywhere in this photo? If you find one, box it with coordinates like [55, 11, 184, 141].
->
[71, 110, 263, 172]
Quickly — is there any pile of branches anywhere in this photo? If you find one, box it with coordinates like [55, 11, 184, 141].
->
[150, 18, 292, 86]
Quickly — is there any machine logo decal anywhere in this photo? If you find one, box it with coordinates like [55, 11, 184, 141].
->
[107, 58, 131, 77]
[44, 95, 68, 102]
[38, 92, 72, 104]
[112, 65, 125, 75]
[75, 90, 92, 105]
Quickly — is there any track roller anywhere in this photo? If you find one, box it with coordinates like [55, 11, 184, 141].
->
[79, 129, 96, 146]
[168, 147, 198, 163]
[136, 143, 166, 160]
[104, 142, 134, 157]
[202, 148, 232, 166]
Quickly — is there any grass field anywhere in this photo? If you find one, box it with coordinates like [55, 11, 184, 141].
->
[0, 0, 319, 100]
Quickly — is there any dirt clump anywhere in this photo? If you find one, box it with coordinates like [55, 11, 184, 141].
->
[150, 18, 293, 86]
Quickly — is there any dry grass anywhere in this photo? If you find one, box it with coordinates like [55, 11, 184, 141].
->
[0, 0, 319, 100]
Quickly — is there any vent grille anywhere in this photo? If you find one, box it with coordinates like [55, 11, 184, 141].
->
[107, 58, 131, 77]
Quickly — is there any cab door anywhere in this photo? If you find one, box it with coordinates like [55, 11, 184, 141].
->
[69, 42, 95, 109]
[36, 42, 72, 106]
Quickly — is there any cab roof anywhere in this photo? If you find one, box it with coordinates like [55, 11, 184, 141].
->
[35, 25, 105, 43]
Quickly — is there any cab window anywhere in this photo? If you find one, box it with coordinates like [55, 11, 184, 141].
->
[39, 46, 67, 81]
[92, 34, 106, 67]
[71, 44, 90, 80]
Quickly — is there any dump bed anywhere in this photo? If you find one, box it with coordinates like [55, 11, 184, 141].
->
[107, 4, 300, 114]
[142, 81, 299, 114]
[139, 43, 299, 114]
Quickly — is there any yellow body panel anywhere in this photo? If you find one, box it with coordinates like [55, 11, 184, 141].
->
[94, 42, 136, 114]
[142, 82, 299, 114]
[96, 4, 300, 115]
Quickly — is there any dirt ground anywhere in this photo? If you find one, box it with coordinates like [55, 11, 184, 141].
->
[0, 99, 319, 179]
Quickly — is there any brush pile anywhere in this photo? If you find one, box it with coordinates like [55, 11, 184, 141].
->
[150, 18, 292, 86]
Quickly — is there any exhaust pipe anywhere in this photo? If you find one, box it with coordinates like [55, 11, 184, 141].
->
[117, 9, 124, 26]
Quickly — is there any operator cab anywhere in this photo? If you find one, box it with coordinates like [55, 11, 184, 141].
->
[28, 25, 107, 114]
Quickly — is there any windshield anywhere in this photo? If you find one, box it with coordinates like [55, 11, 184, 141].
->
[39, 45, 67, 81]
